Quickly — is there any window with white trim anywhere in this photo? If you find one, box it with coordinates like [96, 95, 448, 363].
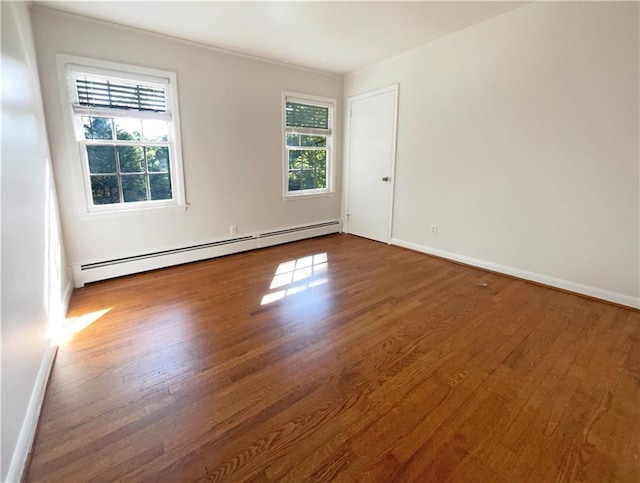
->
[63, 58, 185, 213]
[284, 93, 335, 197]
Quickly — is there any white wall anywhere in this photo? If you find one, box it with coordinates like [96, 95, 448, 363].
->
[345, 2, 640, 306]
[31, 7, 343, 268]
[1, 2, 70, 481]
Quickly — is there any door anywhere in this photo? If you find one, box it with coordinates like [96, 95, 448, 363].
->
[346, 85, 398, 243]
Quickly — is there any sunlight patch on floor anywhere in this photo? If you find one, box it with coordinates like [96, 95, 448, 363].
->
[261, 253, 328, 305]
[51, 308, 112, 346]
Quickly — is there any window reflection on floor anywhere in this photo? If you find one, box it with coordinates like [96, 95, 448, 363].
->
[261, 253, 328, 305]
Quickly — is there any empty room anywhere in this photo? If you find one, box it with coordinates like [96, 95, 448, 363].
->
[2, 1, 639, 481]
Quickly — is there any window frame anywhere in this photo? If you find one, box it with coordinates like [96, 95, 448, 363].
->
[282, 91, 336, 200]
[57, 55, 186, 217]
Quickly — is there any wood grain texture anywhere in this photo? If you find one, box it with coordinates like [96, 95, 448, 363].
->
[26, 234, 640, 482]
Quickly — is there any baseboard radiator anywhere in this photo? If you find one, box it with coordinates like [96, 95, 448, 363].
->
[71, 220, 341, 287]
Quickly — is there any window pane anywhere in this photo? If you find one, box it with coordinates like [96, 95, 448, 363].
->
[286, 134, 300, 147]
[83, 117, 113, 140]
[115, 119, 142, 141]
[143, 120, 169, 142]
[82, 117, 91, 139]
[308, 149, 327, 169]
[117, 146, 144, 172]
[301, 135, 326, 147]
[289, 149, 326, 171]
[286, 102, 329, 129]
[87, 146, 116, 173]
[121, 175, 148, 202]
[146, 146, 170, 172]
[288, 152, 327, 192]
[300, 170, 316, 190]
[288, 150, 306, 169]
[288, 170, 302, 191]
[315, 167, 327, 188]
[149, 174, 172, 200]
[90, 175, 119, 204]
[312, 149, 327, 188]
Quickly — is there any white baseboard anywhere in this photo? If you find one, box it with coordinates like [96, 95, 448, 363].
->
[5, 343, 58, 483]
[71, 220, 342, 287]
[5, 275, 73, 483]
[391, 238, 639, 309]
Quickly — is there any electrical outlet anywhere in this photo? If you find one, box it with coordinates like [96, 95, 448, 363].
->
[230, 224, 237, 235]
[430, 225, 438, 236]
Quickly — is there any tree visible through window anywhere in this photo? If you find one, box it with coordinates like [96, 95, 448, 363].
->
[63, 58, 184, 213]
[284, 95, 334, 196]
[82, 116, 172, 204]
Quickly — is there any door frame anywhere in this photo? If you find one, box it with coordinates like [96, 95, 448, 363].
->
[344, 83, 399, 244]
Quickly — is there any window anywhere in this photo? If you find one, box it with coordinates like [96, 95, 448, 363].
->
[283, 93, 335, 198]
[61, 56, 185, 214]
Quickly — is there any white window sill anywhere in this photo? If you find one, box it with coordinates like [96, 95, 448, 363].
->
[283, 191, 336, 201]
[78, 203, 189, 221]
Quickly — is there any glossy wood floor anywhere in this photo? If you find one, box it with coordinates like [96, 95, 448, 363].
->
[27, 234, 639, 482]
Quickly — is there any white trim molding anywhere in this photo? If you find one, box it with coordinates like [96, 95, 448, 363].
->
[5, 345, 57, 483]
[56, 54, 187, 217]
[344, 84, 399, 244]
[5, 277, 74, 483]
[391, 238, 640, 309]
[34, 5, 342, 79]
[281, 91, 337, 199]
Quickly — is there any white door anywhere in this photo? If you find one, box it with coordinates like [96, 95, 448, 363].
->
[346, 85, 398, 243]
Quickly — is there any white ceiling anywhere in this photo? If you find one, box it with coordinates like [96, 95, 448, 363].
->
[36, 1, 528, 74]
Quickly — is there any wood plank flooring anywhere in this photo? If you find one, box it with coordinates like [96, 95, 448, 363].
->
[27, 234, 640, 482]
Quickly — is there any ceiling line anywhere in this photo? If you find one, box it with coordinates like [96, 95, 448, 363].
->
[31, 4, 344, 78]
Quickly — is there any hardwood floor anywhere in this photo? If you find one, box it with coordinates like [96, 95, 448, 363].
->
[27, 234, 640, 482]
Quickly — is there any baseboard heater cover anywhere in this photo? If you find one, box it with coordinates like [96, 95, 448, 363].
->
[72, 220, 341, 287]
[260, 221, 338, 238]
[81, 235, 256, 270]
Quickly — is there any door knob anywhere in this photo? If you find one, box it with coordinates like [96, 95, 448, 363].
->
[382, 176, 390, 182]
